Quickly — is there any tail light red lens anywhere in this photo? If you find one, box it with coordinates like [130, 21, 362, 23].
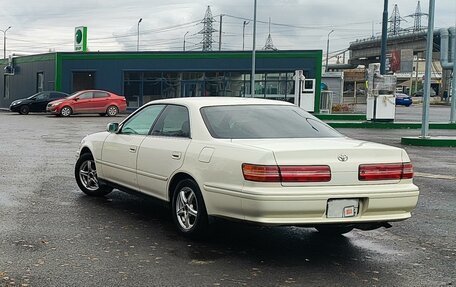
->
[279, 165, 331, 182]
[242, 164, 331, 182]
[359, 162, 413, 181]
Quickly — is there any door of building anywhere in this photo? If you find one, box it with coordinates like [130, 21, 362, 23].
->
[181, 81, 203, 97]
[72, 71, 95, 92]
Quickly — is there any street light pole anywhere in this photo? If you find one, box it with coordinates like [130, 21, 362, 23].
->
[1, 26, 11, 59]
[183, 31, 189, 51]
[325, 29, 334, 72]
[137, 18, 142, 51]
[242, 20, 249, 51]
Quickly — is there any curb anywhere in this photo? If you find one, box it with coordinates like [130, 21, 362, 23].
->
[326, 121, 456, 130]
[401, 136, 456, 147]
[315, 114, 366, 121]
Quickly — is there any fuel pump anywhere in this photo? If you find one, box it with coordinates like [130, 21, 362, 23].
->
[366, 63, 396, 121]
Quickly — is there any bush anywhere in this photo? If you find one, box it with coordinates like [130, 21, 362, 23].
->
[332, 103, 355, 113]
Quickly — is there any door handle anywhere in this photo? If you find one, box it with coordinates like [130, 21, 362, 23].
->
[129, 146, 137, 153]
[171, 152, 181, 160]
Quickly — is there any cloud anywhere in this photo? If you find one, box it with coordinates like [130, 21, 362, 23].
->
[0, 0, 454, 54]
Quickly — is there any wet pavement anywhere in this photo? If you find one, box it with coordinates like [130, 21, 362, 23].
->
[0, 112, 455, 287]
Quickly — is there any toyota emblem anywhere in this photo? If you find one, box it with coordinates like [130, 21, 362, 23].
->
[338, 154, 348, 162]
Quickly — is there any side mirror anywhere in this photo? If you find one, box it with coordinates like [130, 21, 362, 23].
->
[73, 98, 79, 101]
[106, 122, 119, 133]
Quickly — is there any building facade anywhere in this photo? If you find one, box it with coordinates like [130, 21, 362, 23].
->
[1, 50, 322, 111]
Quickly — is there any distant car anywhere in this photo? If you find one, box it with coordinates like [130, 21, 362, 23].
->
[75, 97, 419, 237]
[47, 90, 127, 117]
[413, 88, 436, 97]
[395, 93, 412, 107]
[9, 91, 69, 115]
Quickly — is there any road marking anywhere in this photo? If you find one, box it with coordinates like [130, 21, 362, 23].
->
[414, 172, 456, 180]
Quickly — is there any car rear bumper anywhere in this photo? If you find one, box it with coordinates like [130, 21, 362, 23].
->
[203, 183, 419, 225]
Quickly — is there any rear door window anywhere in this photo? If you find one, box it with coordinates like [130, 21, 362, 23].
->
[151, 105, 190, 138]
[94, 92, 109, 98]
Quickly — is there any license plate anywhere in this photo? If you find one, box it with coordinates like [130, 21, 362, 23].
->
[326, 199, 359, 218]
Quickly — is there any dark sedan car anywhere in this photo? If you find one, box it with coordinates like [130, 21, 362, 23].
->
[395, 93, 413, 107]
[413, 88, 436, 97]
[10, 91, 69, 114]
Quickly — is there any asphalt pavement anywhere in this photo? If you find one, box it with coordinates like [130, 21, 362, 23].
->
[0, 111, 455, 287]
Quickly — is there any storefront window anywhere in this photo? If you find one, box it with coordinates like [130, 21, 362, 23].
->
[124, 81, 141, 108]
[123, 71, 297, 107]
[143, 81, 163, 103]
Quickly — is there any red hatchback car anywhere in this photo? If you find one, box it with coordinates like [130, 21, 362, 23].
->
[47, 90, 127, 117]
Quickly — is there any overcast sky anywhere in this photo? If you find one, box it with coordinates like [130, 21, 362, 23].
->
[0, 0, 455, 58]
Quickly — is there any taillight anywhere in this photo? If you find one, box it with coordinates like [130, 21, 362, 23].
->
[359, 162, 413, 181]
[280, 165, 331, 182]
[401, 162, 414, 179]
[242, 164, 331, 182]
[242, 164, 280, 182]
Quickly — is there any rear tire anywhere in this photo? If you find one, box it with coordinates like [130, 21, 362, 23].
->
[171, 179, 208, 238]
[315, 225, 354, 236]
[60, 106, 72, 117]
[75, 153, 113, 197]
[19, 105, 30, 115]
[106, 105, 118, 117]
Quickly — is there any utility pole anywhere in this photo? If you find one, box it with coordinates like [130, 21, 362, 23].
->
[251, 0, 257, 97]
[243, 20, 249, 51]
[183, 31, 189, 51]
[380, 0, 388, 75]
[420, 0, 435, 138]
[218, 14, 223, 51]
[137, 18, 142, 51]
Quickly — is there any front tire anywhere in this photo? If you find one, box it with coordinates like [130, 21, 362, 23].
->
[19, 105, 30, 115]
[106, 105, 119, 117]
[171, 179, 208, 237]
[75, 153, 113, 196]
[60, 106, 72, 117]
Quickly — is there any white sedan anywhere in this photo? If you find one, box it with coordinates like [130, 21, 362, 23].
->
[75, 97, 419, 237]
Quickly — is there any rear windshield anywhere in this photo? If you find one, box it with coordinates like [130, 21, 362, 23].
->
[200, 105, 342, 139]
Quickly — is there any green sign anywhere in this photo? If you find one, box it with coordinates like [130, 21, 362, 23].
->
[74, 26, 88, 52]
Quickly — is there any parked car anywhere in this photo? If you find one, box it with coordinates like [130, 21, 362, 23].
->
[395, 93, 413, 107]
[413, 88, 436, 97]
[47, 90, 127, 117]
[75, 97, 419, 237]
[9, 91, 69, 115]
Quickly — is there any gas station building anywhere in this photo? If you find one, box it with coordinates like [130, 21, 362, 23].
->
[0, 50, 322, 112]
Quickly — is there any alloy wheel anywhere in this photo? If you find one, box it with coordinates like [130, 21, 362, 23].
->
[79, 159, 99, 191]
[61, 107, 72, 117]
[175, 187, 198, 231]
[107, 106, 118, 116]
